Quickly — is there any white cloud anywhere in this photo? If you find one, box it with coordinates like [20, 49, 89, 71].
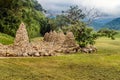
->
[75, 0, 120, 16]
[37, 0, 120, 17]
[37, 0, 74, 11]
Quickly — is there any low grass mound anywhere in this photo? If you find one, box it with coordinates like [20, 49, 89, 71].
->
[0, 32, 14, 45]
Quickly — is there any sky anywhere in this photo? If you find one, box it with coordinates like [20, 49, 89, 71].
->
[37, 0, 120, 18]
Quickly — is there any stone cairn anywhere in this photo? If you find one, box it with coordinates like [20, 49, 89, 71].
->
[43, 31, 79, 53]
[0, 23, 96, 57]
[14, 23, 29, 48]
[13, 23, 37, 56]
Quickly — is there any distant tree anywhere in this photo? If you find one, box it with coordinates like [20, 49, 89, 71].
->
[62, 22, 99, 47]
[55, 15, 69, 28]
[98, 28, 118, 40]
[62, 5, 85, 24]
[46, 5, 86, 30]
[40, 18, 51, 36]
[83, 8, 102, 25]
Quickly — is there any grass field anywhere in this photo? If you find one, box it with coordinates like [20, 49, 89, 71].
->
[0, 37, 120, 80]
[0, 32, 120, 80]
[0, 32, 14, 45]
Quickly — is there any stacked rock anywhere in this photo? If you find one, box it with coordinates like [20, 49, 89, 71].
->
[63, 32, 77, 48]
[14, 23, 34, 56]
[43, 31, 79, 53]
[14, 22, 29, 47]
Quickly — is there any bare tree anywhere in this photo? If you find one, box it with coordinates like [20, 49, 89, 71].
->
[83, 7, 102, 25]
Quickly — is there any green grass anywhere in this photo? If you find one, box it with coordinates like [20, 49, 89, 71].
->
[0, 54, 120, 80]
[115, 31, 120, 38]
[0, 32, 14, 45]
[95, 37, 120, 54]
[0, 37, 120, 80]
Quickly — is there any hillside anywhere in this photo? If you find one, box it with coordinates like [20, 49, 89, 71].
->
[0, 0, 46, 38]
[103, 18, 120, 30]
[0, 33, 14, 45]
[90, 18, 114, 30]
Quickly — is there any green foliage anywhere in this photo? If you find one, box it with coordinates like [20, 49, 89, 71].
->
[62, 5, 85, 24]
[40, 18, 51, 36]
[55, 5, 118, 47]
[47, 5, 86, 31]
[0, 0, 46, 38]
[55, 15, 70, 27]
[98, 28, 118, 40]
[62, 22, 99, 47]
[55, 6, 97, 47]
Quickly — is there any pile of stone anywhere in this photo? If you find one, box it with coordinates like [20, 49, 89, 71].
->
[0, 22, 97, 57]
[44, 31, 79, 53]
[0, 44, 17, 57]
[0, 23, 62, 57]
[0, 43, 6, 56]
[13, 23, 58, 57]
[81, 46, 97, 53]
[62, 32, 77, 47]
[44, 31, 65, 45]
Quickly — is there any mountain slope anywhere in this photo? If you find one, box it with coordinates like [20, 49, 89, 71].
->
[0, 0, 46, 38]
[103, 18, 120, 30]
[90, 18, 114, 30]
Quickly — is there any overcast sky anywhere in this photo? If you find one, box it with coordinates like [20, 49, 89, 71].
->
[37, 0, 120, 18]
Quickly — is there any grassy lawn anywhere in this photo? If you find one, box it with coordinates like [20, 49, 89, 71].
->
[0, 37, 120, 80]
[0, 32, 14, 45]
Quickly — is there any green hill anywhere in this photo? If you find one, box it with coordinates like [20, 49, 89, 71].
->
[0, 0, 46, 38]
[0, 32, 14, 45]
[103, 18, 120, 30]
[90, 18, 114, 30]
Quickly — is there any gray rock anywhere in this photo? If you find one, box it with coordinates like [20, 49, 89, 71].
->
[34, 52, 40, 57]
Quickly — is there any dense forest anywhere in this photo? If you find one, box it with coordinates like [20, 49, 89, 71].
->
[0, 0, 48, 38]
